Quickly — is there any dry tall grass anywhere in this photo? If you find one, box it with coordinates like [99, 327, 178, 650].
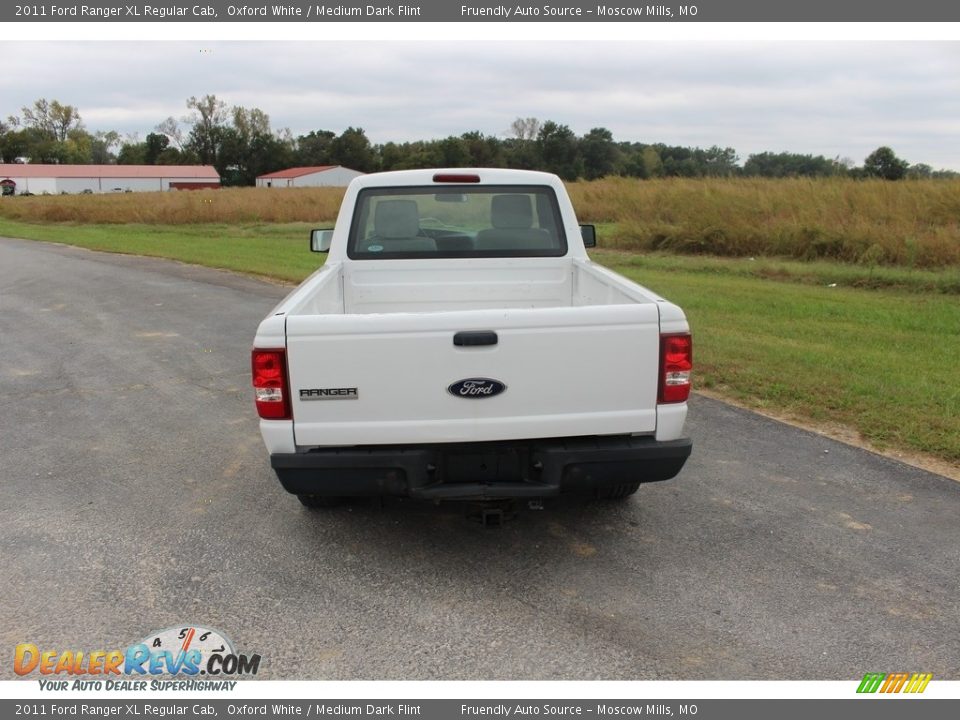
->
[3, 178, 958, 267]
[569, 177, 960, 267]
[0, 187, 346, 225]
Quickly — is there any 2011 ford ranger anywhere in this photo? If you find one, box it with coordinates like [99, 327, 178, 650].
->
[252, 169, 692, 507]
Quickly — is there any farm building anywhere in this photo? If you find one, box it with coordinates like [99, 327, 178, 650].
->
[256, 165, 364, 188]
[0, 164, 221, 195]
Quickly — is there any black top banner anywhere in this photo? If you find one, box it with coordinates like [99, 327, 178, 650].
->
[7, 0, 960, 22]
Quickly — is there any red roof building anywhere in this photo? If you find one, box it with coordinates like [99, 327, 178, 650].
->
[255, 165, 363, 188]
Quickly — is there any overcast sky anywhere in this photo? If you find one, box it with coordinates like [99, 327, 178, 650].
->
[4, 41, 959, 169]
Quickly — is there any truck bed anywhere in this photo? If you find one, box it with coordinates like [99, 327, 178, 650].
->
[282, 257, 664, 317]
[269, 257, 676, 449]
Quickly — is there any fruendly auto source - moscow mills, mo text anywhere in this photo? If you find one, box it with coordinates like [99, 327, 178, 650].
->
[460, 5, 694, 17]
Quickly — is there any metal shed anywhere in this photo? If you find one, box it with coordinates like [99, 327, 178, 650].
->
[255, 165, 364, 188]
[0, 164, 221, 194]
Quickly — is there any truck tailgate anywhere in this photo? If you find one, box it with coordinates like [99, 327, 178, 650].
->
[286, 304, 661, 447]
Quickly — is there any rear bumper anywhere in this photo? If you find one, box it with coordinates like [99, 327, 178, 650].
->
[271, 435, 692, 500]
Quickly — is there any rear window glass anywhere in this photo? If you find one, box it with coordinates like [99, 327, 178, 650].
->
[347, 185, 567, 259]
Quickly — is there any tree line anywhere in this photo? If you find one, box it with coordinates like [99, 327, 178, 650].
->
[2, 97, 956, 183]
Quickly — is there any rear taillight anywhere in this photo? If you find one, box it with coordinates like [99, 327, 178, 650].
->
[658, 333, 692, 404]
[252, 349, 291, 420]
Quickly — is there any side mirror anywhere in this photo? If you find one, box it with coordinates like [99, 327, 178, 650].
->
[580, 224, 597, 248]
[310, 229, 334, 253]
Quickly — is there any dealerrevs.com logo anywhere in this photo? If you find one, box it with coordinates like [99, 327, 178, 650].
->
[14, 625, 261, 691]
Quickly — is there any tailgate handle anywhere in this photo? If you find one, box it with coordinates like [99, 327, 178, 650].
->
[454, 330, 498, 347]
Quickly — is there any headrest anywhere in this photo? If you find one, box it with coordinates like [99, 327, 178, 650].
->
[491, 194, 533, 229]
[374, 200, 420, 238]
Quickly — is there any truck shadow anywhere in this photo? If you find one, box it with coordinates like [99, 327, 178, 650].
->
[288, 490, 672, 570]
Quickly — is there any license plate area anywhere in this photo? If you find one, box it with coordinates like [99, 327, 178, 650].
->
[442, 447, 525, 484]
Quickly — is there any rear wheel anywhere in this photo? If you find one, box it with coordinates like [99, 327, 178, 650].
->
[595, 481, 641, 500]
[297, 494, 343, 509]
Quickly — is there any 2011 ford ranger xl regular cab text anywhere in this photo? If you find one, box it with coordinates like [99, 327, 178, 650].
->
[252, 169, 692, 508]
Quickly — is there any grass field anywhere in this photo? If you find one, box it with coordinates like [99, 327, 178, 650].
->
[1, 178, 958, 470]
[0, 219, 318, 283]
[572, 177, 960, 267]
[4, 177, 959, 267]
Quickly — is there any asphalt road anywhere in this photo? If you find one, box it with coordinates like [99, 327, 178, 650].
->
[2, 236, 958, 681]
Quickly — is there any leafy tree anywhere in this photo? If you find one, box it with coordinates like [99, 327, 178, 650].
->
[580, 127, 618, 180]
[655, 145, 696, 177]
[26, 131, 67, 164]
[460, 131, 503, 167]
[388, 141, 442, 170]
[246, 132, 294, 180]
[22, 99, 83, 143]
[863, 146, 909, 180]
[502, 137, 539, 170]
[296, 129, 336, 166]
[377, 141, 406, 171]
[232, 106, 271, 140]
[184, 94, 229, 165]
[662, 155, 699, 177]
[330, 127, 376, 172]
[0, 127, 31, 163]
[931, 168, 960, 179]
[700, 146, 739, 177]
[220, 123, 293, 186]
[144, 133, 170, 164]
[62, 128, 94, 163]
[503, 117, 540, 169]
[155, 147, 185, 165]
[743, 151, 837, 178]
[536, 121, 582, 180]
[218, 106, 283, 184]
[437, 136, 470, 167]
[117, 142, 147, 165]
[90, 130, 120, 164]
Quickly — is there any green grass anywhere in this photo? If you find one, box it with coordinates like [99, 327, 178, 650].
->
[0, 219, 322, 283]
[602, 257, 960, 462]
[591, 246, 960, 295]
[3, 218, 958, 465]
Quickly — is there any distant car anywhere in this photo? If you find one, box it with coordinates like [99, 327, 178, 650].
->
[81, 189, 94, 195]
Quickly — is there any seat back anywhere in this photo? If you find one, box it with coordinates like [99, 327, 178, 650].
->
[374, 199, 420, 238]
[361, 199, 436, 253]
[475, 194, 554, 251]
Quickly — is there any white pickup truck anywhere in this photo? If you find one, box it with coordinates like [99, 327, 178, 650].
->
[252, 168, 692, 508]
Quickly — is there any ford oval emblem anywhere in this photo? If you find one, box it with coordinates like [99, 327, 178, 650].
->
[448, 378, 506, 399]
